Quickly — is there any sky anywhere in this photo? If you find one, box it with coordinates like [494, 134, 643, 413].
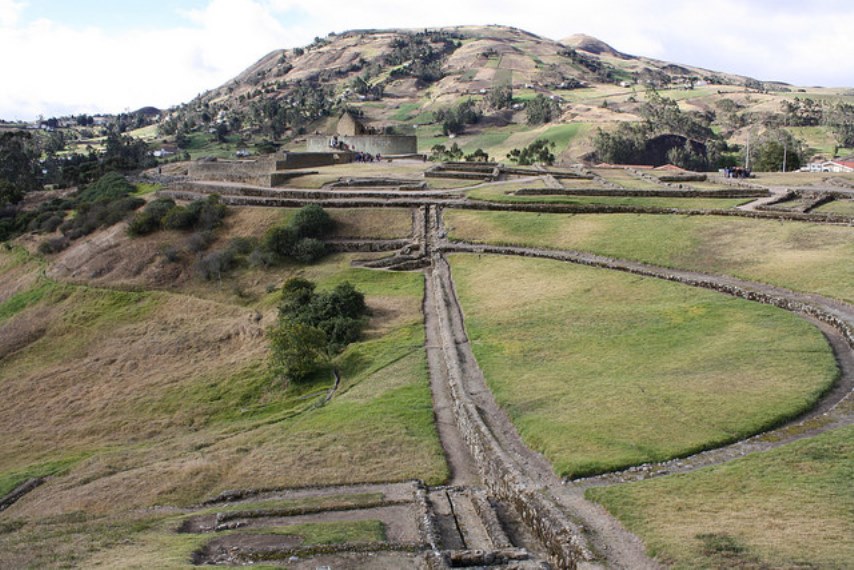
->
[1, 0, 853, 121]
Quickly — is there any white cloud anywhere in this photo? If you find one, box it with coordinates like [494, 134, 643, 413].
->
[0, 0, 25, 27]
[0, 0, 851, 120]
[0, 0, 288, 119]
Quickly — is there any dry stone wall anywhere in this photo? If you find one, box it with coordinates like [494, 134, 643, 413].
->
[429, 261, 589, 568]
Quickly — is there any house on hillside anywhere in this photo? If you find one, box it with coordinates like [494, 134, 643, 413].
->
[805, 160, 854, 173]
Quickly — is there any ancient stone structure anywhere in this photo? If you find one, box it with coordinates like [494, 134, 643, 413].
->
[306, 111, 418, 155]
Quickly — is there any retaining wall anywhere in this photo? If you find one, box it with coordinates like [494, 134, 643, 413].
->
[306, 135, 417, 155]
[514, 188, 769, 198]
[188, 159, 274, 185]
[429, 262, 588, 568]
[277, 151, 353, 170]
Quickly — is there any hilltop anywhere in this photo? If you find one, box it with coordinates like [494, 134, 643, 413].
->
[140, 25, 854, 168]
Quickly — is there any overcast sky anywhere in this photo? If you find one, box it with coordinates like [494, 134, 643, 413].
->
[2, 0, 852, 120]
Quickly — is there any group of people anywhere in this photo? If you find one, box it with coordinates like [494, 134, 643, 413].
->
[328, 136, 382, 162]
[723, 166, 752, 178]
[353, 151, 382, 163]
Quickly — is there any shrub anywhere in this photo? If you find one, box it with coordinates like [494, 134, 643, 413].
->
[76, 172, 135, 204]
[227, 236, 256, 255]
[270, 278, 369, 381]
[185, 230, 215, 253]
[162, 206, 198, 230]
[507, 139, 556, 166]
[263, 224, 299, 257]
[38, 236, 69, 254]
[195, 249, 237, 281]
[291, 204, 334, 238]
[127, 211, 161, 236]
[292, 237, 326, 263]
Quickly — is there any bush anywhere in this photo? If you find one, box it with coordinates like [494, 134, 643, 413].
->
[161, 206, 198, 230]
[507, 139, 556, 166]
[259, 205, 335, 264]
[76, 172, 135, 204]
[38, 236, 69, 254]
[291, 204, 334, 238]
[227, 236, 256, 255]
[263, 224, 299, 257]
[185, 230, 215, 253]
[270, 278, 369, 381]
[292, 238, 326, 263]
[195, 249, 237, 281]
[127, 211, 161, 236]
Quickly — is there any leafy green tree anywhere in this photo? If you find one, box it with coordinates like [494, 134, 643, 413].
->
[526, 94, 560, 125]
[487, 82, 513, 110]
[271, 279, 369, 381]
[292, 203, 334, 238]
[593, 123, 646, 164]
[507, 139, 556, 165]
[268, 321, 329, 382]
[0, 131, 42, 206]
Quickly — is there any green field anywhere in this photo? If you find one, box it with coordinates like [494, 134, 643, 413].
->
[448, 254, 837, 478]
[465, 185, 748, 209]
[587, 425, 854, 568]
[444, 211, 854, 303]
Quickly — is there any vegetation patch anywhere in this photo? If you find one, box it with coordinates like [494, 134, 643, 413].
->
[586, 425, 854, 568]
[448, 254, 837, 477]
[444, 211, 854, 303]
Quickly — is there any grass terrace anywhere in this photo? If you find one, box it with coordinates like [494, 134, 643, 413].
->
[448, 254, 837, 478]
[813, 198, 854, 216]
[587, 425, 854, 568]
[444, 211, 854, 303]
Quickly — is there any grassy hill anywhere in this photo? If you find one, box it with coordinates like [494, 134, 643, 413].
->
[157, 25, 854, 166]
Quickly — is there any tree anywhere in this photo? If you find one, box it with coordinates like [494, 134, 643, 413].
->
[464, 148, 490, 162]
[270, 278, 369, 382]
[526, 94, 560, 125]
[0, 132, 42, 206]
[487, 82, 513, 110]
[291, 204, 334, 238]
[268, 321, 328, 382]
[507, 139, 556, 166]
[744, 129, 804, 172]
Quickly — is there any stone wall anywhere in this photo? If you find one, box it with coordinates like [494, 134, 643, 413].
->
[306, 135, 418, 155]
[276, 151, 354, 170]
[188, 159, 274, 185]
[515, 188, 769, 198]
[429, 262, 589, 568]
